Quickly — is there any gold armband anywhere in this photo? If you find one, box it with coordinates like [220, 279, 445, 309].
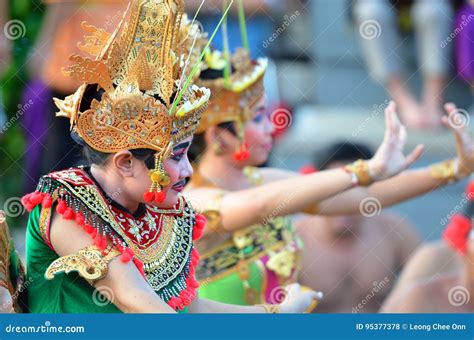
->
[344, 159, 373, 187]
[302, 203, 319, 215]
[256, 304, 281, 313]
[202, 192, 226, 234]
[45, 244, 120, 286]
[429, 159, 460, 184]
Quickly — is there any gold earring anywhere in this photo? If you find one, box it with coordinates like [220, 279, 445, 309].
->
[144, 154, 170, 203]
[212, 141, 224, 156]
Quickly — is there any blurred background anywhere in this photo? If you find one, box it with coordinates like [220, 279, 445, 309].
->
[0, 0, 473, 259]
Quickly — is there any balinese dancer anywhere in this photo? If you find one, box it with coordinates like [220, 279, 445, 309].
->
[14, 0, 318, 314]
[184, 4, 474, 306]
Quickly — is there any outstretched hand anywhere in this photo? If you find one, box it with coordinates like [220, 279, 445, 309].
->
[368, 101, 425, 181]
[442, 103, 474, 178]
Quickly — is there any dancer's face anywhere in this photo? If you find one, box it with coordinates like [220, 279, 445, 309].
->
[211, 96, 273, 167]
[116, 136, 194, 209]
[242, 96, 274, 166]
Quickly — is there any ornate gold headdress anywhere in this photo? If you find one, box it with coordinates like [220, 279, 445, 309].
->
[53, 0, 211, 203]
[197, 48, 268, 132]
[195, 1, 268, 161]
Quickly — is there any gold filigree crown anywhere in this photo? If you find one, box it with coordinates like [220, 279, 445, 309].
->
[54, 0, 211, 156]
[196, 48, 268, 134]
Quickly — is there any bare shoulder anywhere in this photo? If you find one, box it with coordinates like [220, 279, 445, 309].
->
[49, 211, 94, 257]
[381, 280, 434, 313]
[381, 240, 461, 312]
[403, 240, 460, 276]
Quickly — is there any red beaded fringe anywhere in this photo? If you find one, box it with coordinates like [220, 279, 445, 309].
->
[22, 191, 206, 311]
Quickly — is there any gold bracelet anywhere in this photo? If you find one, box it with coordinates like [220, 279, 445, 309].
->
[344, 159, 374, 187]
[429, 159, 460, 184]
[302, 203, 319, 215]
[256, 304, 281, 314]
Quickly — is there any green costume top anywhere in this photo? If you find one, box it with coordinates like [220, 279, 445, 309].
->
[22, 167, 204, 313]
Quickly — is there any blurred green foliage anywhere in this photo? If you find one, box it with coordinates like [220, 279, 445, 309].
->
[1, 0, 44, 224]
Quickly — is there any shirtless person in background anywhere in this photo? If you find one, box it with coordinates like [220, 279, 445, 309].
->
[381, 182, 473, 313]
[381, 239, 461, 311]
[295, 142, 420, 313]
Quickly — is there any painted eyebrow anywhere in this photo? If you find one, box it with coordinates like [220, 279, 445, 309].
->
[173, 141, 190, 151]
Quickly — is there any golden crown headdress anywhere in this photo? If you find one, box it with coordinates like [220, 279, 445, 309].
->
[195, 1, 268, 161]
[197, 48, 267, 133]
[53, 0, 212, 203]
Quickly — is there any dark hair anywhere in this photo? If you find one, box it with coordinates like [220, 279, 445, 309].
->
[74, 84, 156, 169]
[80, 144, 155, 169]
[189, 65, 241, 163]
[188, 121, 237, 164]
[315, 141, 374, 171]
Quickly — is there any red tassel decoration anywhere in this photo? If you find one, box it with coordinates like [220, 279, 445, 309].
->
[30, 192, 44, 205]
[443, 214, 471, 254]
[123, 247, 134, 256]
[99, 237, 108, 251]
[154, 191, 166, 203]
[41, 195, 53, 209]
[180, 291, 191, 306]
[21, 194, 32, 206]
[143, 191, 155, 203]
[93, 234, 103, 248]
[75, 213, 85, 226]
[233, 149, 250, 162]
[466, 180, 474, 201]
[193, 214, 207, 240]
[191, 248, 200, 266]
[84, 224, 94, 234]
[56, 200, 67, 215]
[63, 208, 75, 220]
[91, 228, 98, 239]
[167, 296, 181, 309]
[120, 252, 132, 263]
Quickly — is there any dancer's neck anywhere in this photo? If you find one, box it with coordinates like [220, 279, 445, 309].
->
[198, 151, 248, 191]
